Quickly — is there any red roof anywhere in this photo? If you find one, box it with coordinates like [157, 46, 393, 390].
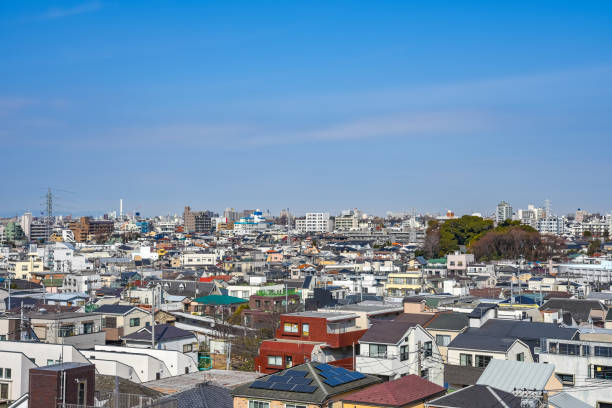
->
[341, 375, 445, 407]
[199, 275, 231, 283]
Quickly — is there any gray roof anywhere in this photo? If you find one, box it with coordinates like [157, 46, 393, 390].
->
[549, 392, 592, 408]
[231, 362, 381, 405]
[95, 304, 146, 315]
[541, 298, 607, 323]
[426, 312, 469, 331]
[427, 384, 522, 408]
[123, 324, 195, 342]
[448, 333, 519, 352]
[476, 360, 554, 392]
[359, 320, 418, 345]
[161, 383, 232, 408]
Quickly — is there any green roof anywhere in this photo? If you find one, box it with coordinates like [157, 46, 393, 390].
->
[428, 258, 447, 264]
[193, 294, 248, 305]
[42, 279, 64, 287]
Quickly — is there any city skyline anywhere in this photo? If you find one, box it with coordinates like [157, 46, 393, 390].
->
[2, 1, 612, 216]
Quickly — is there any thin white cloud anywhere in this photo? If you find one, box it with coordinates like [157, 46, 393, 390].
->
[32, 1, 103, 21]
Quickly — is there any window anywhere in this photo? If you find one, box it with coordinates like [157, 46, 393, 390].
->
[516, 352, 524, 362]
[47, 359, 56, 366]
[185, 367, 189, 374]
[130, 318, 141, 327]
[582, 345, 591, 356]
[400, 345, 409, 361]
[460, 354, 472, 366]
[77, 381, 86, 405]
[249, 401, 270, 408]
[283, 322, 298, 333]
[183, 344, 193, 353]
[475, 355, 492, 368]
[4, 369, 10, 380]
[0, 369, 3, 378]
[597, 403, 612, 408]
[559, 343, 580, 355]
[558, 373, 575, 386]
[423, 341, 432, 357]
[369, 344, 387, 358]
[420, 368, 429, 379]
[83, 322, 94, 334]
[0, 383, 7, 400]
[595, 346, 612, 357]
[436, 335, 451, 347]
[302, 323, 309, 336]
[285, 355, 293, 368]
[285, 404, 307, 408]
[594, 365, 612, 380]
[267, 356, 282, 366]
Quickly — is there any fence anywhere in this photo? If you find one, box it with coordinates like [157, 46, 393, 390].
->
[57, 391, 178, 408]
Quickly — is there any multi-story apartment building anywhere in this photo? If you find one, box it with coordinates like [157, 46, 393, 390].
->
[254, 311, 367, 374]
[183, 206, 212, 233]
[29, 311, 105, 349]
[296, 213, 333, 233]
[447, 251, 474, 276]
[8, 253, 44, 280]
[61, 272, 102, 293]
[68, 217, 114, 243]
[537, 216, 566, 235]
[495, 201, 512, 224]
[385, 270, 422, 296]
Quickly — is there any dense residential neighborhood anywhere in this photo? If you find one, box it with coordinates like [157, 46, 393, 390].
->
[0, 203, 611, 407]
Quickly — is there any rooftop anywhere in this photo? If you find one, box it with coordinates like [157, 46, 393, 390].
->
[341, 375, 445, 407]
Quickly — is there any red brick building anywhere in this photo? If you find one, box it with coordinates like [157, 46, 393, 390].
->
[254, 311, 367, 374]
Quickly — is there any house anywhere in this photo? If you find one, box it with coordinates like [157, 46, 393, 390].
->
[425, 384, 521, 408]
[95, 304, 151, 343]
[0, 350, 37, 405]
[316, 303, 404, 330]
[122, 324, 198, 362]
[232, 362, 381, 408]
[340, 375, 446, 408]
[540, 298, 608, 326]
[254, 311, 367, 374]
[189, 294, 248, 317]
[385, 270, 422, 296]
[29, 311, 105, 349]
[475, 359, 562, 394]
[242, 289, 301, 329]
[423, 312, 469, 362]
[356, 315, 443, 384]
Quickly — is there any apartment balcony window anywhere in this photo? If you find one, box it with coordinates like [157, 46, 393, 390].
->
[423, 341, 432, 357]
[594, 365, 612, 380]
[58, 325, 75, 337]
[559, 343, 580, 355]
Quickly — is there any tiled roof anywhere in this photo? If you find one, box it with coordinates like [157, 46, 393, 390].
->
[427, 384, 522, 408]
[123, 324, 194, 342]
[341, 375, 445, 407]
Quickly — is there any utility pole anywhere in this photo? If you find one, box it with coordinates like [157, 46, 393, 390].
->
[417, 341, 422, 377]
[151, 287, 155, 350]
[226, 341, 232, 370]
[352, 342, 356, 370]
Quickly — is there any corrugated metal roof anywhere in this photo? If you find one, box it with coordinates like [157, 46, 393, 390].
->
[476, 359, 554, 392]
[549, 392, 592, 408]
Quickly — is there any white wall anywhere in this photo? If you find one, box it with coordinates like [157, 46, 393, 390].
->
[94, 345, 198, 377]
[85, 350, 170, 382]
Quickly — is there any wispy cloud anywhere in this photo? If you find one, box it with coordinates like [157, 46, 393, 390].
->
[32, 1, 103, 21]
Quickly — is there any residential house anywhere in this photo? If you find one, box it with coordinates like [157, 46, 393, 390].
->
[122, 324, 198, 362]
[254, 311, 367, 374]
[95, 304, 151, 343]
[0, 350, 37, 405]
[356, 316, 443, 385]
[540, 298, 608, 326]
[29, 311, 105, 349]
[232, 362, 381, 408]
[424, 312, 469, 362]
[340, 375, 446, 408]
[385, 270, 422, 296]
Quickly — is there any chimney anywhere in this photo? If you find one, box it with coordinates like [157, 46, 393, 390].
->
[29, 362, 95, 408]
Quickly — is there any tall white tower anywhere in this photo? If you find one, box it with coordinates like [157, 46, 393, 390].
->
[120, 199, 123, 218]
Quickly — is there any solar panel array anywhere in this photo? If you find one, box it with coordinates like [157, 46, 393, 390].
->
[250, 369, 317, 393]
[316, 363, 366, 387]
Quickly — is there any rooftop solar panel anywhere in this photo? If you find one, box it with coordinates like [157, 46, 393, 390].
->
[268, 375, 289, 383]
[284, 370, 307, 377]
[316, 363, 334, 371]
[287, 377, 312, 385]
[293, 384, 317, 393]
[271, 382, 295, 391]
[249, 381, 269, 389]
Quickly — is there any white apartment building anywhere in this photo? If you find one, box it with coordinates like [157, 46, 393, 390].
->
[495, 201, 513, 224]
[538, 216, 566, 235]
[62, 272, 102, 293]
[296, 213, 333, 233]
[180, 252, 217, 267]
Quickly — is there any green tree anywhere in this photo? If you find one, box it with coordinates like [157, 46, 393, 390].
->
[588, 239, 601, 256]
[583, 230, 592, 238]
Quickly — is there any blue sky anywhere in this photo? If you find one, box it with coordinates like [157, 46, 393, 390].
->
[1, 1, 611, 217]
